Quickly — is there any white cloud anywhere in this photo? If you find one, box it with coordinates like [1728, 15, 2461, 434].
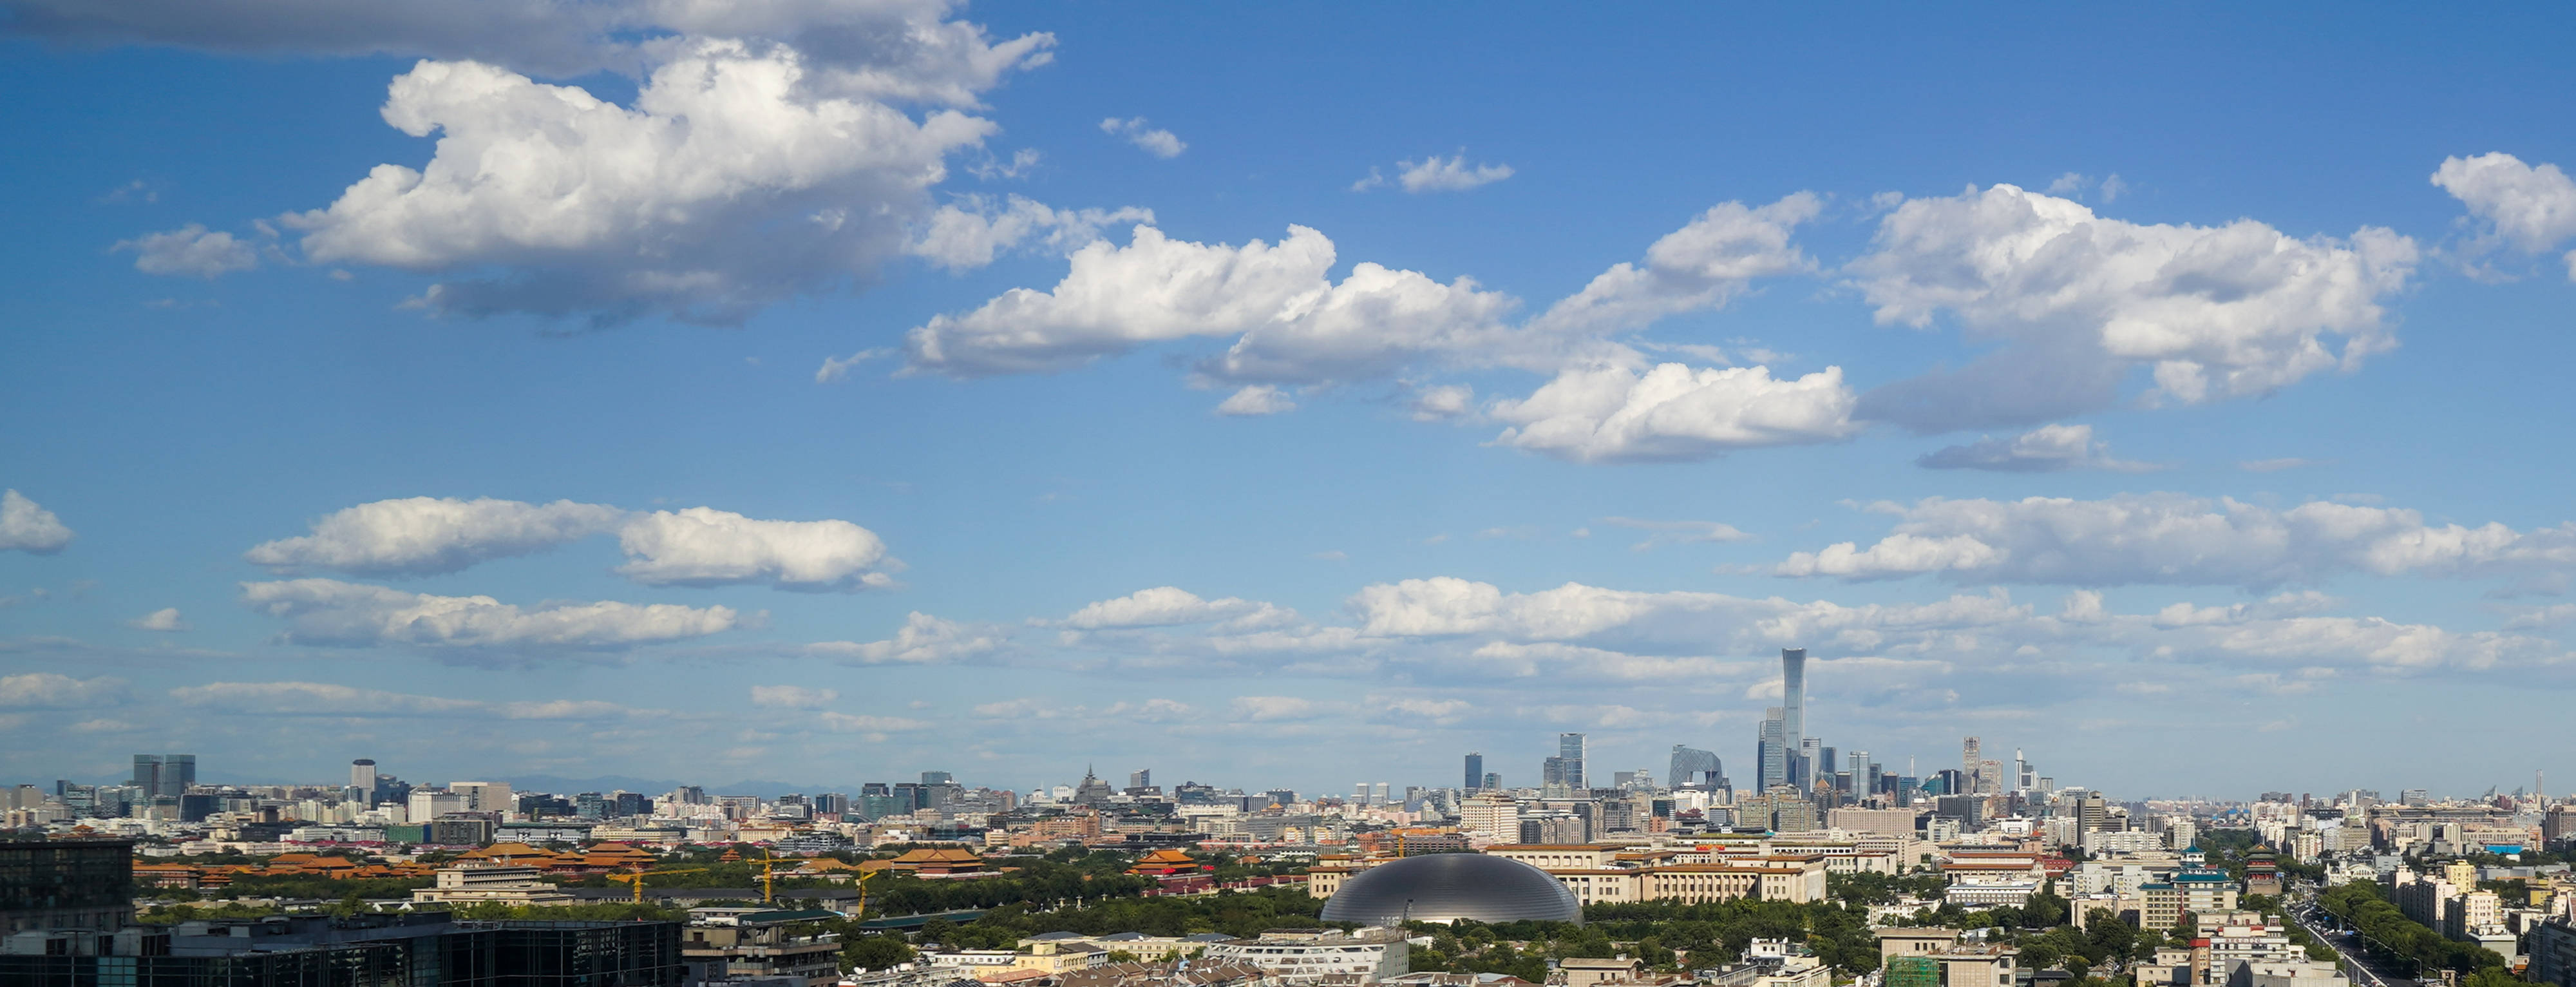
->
[5, 0, 1056, 110]
[248, 497, 896, 590]
[1850, 184, 2417, 432]
[1215, 385, 1296, 416]
[244, 496, 625, 575]
[1488, 362, 1860, 463]
[1060, 586, 1289, 630]
[0, 672, 128, 709]
[0, 490, 75, 554]
[1231, 695, 1322, 721]
[1099, 116, 1184, 157]
[129, 608, 189, 632]
[750, 684, 839, 709]
[1340, 575, 2557, 675]
[806, 611, 1002, 664]
[907, 193, 1152, 271]
[113, 223, 258, 277]
[615, 507, 897, 591]
[281, 41, 999, 324]
[171, 680, 644, 719]
[815, 711, 931, 732]
[1383, 153, 1513, 193]
[896, 194, 1821, 412]
[968, 147, 1041, 180]
[902, 224, 1522, 384]
[1776, 494, 2576, 587]
[1600, 517, 1753, 551]
[1915, 423, 2158, 472]
[240, 578, 741, 649]
[814, 347, 892, 382]
[1531, 194, 1821, 336]
[2432, 153, 2576, 263]
[1409, 383, 1474, 421]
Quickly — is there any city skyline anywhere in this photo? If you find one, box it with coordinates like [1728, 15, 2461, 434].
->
[6, 6, 2576, 796]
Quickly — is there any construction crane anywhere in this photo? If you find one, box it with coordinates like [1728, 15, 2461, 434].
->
[757, 848, 781, 906]
[853, 867, 885, 920]
[605, 868, 706, 904]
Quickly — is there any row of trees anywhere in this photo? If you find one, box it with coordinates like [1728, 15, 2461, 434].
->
[2316, 881, 2507, 978]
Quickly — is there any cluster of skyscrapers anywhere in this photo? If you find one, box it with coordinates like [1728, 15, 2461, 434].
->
[1456, 647, 2050, 810]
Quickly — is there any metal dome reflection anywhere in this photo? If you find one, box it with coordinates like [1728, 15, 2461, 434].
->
[1317, 853, 1583, 926]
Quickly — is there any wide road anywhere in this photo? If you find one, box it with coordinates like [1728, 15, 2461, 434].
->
[2287, 887, 2417, 987]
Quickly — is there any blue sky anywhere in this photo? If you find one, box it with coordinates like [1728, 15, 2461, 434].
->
[5, 2, 2575, 800]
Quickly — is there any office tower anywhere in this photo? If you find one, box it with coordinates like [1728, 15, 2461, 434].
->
[2078, 792, 2108, 833]
[1482, 772, 1501, 791]
[1557, 733, 1586, 790]
[1779, 647, 1806, 749]
[130, 754, 195, 799]
[453, 781, 514, 814]
[350, 759, 378, 796]
[1670, 745, 1721, 789]
[1354, 782, 1372, 805]
[1960, 737, 1981, 794]
[1373, 782, 1390, 803]
[1129, 769, 1151, 791]
[921, 771, 955, 785]
[1542, 757, 1572, 795]
[1758, 709, 1787, 791]
[2016, 749, 2035, 791]
[1464, 752, 1484, 791]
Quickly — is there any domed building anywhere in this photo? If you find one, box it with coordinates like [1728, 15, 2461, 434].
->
[1318, 853, 1582, 926]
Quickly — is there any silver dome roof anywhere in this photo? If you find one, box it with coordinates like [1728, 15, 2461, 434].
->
[1317, 854, 1582, 926]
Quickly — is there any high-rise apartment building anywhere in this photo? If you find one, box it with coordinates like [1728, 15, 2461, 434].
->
[1463, 752, 1484, 791]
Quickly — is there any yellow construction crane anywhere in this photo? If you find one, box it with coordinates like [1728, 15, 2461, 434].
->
[853, 867, 884, 920]
[605, 868, 707, 904]
[758, 848, 780, 906]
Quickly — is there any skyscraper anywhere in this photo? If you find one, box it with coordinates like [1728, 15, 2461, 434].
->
[1463, 751, 1484, 791]
[1557, 733, 1586, 790]
[1758, 709, 1787, 791]
[1669, 745, 1721, 789]
[1960, 736, 1982, 794]
[1779, 648, 1806, 750]
[131, 753, 194, 798]
[350, 759, 377, 796]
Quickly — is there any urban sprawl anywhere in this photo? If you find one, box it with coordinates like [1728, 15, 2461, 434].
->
[5, 650, 2573, 987]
